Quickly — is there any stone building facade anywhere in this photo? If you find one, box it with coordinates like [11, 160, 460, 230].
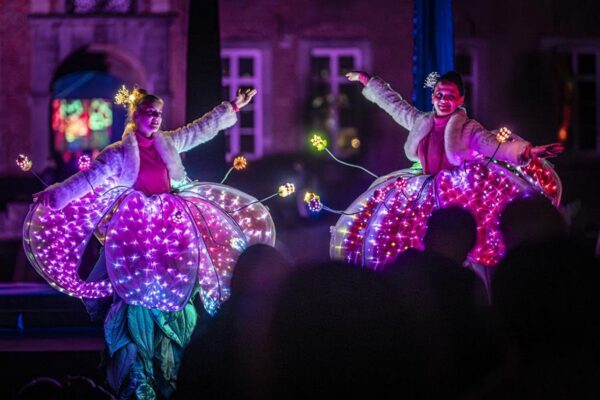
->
[0, 0, 189, 175]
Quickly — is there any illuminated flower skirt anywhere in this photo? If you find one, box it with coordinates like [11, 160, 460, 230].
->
[23, 182, 276, 313]
[330, 158, 561, 269]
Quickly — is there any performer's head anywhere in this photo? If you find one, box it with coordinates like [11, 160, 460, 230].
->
[431, 71, 465, 117]
[125, 88, 164, 137]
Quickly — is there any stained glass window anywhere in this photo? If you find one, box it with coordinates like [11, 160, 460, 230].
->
[52, 98, 113, 162]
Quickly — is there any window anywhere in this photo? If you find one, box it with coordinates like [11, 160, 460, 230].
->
[221, 49, 264, 160]
[52, 98, 113, 163]
[455, 39, 482, 119]
[568, 51, 598, 151]
[308, 48, 364, 156]
[543, 39, 600, 153]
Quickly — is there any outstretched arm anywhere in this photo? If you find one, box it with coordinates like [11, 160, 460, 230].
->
[468, 121, 564, 165]
[166, 88, 256, 153]
[34, 146, 123, 210]
[347, 71, 425, 131]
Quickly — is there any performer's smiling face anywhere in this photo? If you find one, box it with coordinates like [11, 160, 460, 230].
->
[134, 101, 163, 136]
[432, 81, 464, 117]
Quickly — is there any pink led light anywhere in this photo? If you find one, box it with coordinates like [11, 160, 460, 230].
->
[331, 159, 562, 269]
[77, 154, 92, 171]
[24, 181, 276, 313]
[23, 179, 126, 298]
[16, 154, 33, 172]
[181, 183, 276, 248]
[104, 192, 200, 311]
[304, 192, 323, 213]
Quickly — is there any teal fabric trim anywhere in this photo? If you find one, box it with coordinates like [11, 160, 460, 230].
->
[128, 305, 156, 381]
[103, 296, 199, 398]
[105, 300, 131, 357]
[152, 302, 198, 348]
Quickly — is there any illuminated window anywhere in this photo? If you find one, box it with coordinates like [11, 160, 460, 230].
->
[221, 49, 264, 160]
[52, 98, 113, 162]
[308, 48, 364, 156]
[543, 39, 600, 153]
[553, 50, 599, 152]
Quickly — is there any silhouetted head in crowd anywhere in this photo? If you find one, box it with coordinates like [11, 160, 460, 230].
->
[17, 375, 114, 400]
[175, 245, 291, 400]
[499, 194, 567, 253]
[62, 376, 115, 399]
[17, 377, 62, 400]
[230, 244, 291, 300]
[492, 238, 600, 359]
[423, 206, 477, 264]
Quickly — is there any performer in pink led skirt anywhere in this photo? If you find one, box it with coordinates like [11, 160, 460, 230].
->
[330, 71, 563, 269]
[23, 87, 275, 398]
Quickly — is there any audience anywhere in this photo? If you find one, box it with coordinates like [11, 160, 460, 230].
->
[477, 238, 600, 399]
[17, 375, 114, 400]
[385, 207, 496, 398]
[270, 261, 405, 397]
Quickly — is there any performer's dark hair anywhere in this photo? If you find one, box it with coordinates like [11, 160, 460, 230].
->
[437, 71, 465, 96]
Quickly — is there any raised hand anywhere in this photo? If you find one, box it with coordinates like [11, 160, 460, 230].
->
[233, 88, 257, 110]
[345, 71, 370, 84]
[531, 142, 565, 159]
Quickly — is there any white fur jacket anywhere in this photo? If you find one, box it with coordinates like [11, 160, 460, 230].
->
[45, 101, 237, 209]
[363, 77, 530, 167]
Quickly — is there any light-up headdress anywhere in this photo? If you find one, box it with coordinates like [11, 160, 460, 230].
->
[423, 72, 441, 89]
[114, 85, 138, 108]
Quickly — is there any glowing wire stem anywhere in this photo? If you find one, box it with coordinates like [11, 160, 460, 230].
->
[324, 148, 379, 178]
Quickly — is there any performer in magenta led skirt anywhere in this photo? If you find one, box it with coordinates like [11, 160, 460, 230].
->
[23, 86, 275, 398]
[329, 71, 563, 269]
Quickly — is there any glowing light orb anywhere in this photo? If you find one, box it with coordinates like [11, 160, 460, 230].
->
[278, 183, 295, 197]
[77, 154, 92, 171]
[496, 127, 512, 143]
[233, 156, 248, 170]
[310, 134, 328, 151]
[16, 154, 32, 172]
[304, 192, 323, 213]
